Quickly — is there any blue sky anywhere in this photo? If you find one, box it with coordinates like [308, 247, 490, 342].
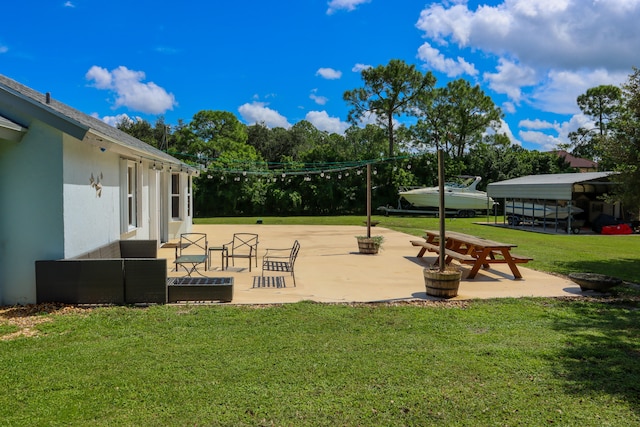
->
[2, 0, 639, 152]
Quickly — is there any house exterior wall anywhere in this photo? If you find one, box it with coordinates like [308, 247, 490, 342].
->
[62, 135, 121, 257]
[0, 121, 64, 305]
[0, 121, 194, 305]
[0, 74, 196, 305]
[60, 137, 193, 256]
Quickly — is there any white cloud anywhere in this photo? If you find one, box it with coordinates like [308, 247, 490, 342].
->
[416, 3, 475, 46]
[502, 101, 516, 114]
[86, 66, 112, 89]
[495, 119, 520, 146]
[305, 111, 350, 134]
[483, 58, 537, 103]
[309, 89, 328, 106]
[518, 130, 562, 151]
[565, 113, 591, 134]
[417, 42, 477, 77]
[519, 118, 557, 131]
[531, 68, 628, 115]
[352, 63, 372, 73]
[238, 101, 291, 129]
[0, 44, 8, 54]
[64, 1, 75, 8]
[92, 113, 134, 127]
[515, 113, 592, 149]
[357, 110, 379, 127]
[316, 67, 342, 80]
[327, 0, 370, 15]
[416, 0, 640, 124]
[416, 1, 640, 70]
[85, 66, 176, 115]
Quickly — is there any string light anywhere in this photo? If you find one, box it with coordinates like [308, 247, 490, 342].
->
[179, 152, 435, 182]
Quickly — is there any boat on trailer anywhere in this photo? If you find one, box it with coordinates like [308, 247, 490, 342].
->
[398, 176, 494, 216]
[505, 201, 583, 220]
[505, 200, 585, 233]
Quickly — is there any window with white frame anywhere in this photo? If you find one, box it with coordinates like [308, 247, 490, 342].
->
[187, 175, 192, 217]
[127, 163, 136, 227]
[121, 159, 140, 232]
[171, 172, 181, 220]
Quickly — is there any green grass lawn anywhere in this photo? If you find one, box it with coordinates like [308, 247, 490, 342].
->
[196, 215, 640, 283]
[2, 299, 639, 426]
[2, 216, 639, 426]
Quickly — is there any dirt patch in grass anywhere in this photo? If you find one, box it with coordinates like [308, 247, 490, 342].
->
[0, 303, 93, 341]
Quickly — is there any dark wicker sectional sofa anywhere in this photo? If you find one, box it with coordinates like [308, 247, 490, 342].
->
[36, 240, 167, 305]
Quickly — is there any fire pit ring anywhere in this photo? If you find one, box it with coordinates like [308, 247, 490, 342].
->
[569, 273, 623, 292]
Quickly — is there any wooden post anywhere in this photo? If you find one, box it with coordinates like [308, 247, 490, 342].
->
[366, 163, 372, 238]
[438, 149, 446, 272]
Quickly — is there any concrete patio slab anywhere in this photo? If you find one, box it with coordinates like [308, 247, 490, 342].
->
[160, 224, 582, 304]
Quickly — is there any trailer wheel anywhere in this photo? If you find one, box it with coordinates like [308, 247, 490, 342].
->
[571, 227, 581, 234]
[457, 209, 475, 218]
[507, 215, 519, 226]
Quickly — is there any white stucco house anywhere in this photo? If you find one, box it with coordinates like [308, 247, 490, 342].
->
[0, 74, 198, 305]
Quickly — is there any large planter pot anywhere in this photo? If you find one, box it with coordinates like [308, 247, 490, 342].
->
[356, 237, 382, 255]
[424, 268, 462, 298]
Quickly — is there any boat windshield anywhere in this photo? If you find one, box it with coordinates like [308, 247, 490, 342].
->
[444, 176, 480, 189]
[444, 182, 467, 188]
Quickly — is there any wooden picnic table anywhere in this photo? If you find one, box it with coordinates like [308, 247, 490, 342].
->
[411, 230, 532, 279]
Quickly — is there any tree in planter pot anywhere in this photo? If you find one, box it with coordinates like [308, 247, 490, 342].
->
[356, 235, 384, 255]
[356, 163, 385, 255]
[424, 150, 462, 298]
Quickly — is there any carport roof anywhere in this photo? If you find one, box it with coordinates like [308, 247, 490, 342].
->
[487, 172, 616, 200]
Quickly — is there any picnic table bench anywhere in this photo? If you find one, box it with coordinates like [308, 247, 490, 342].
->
[412, 230, 532, 279]
[410, 240, 476, 264]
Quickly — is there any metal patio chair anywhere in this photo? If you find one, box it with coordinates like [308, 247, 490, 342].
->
[223, 233, 259, 272]
[174, 233, 208, 276]
[261, 240, 300, 286]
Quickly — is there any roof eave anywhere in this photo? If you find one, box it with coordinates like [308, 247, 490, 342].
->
[0, 84, 88, 141]
[0, 114, 27, 142]
[84, 129, 199, 174]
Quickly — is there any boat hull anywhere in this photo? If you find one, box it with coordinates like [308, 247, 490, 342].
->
[505, 201, 583, 220]
[400, 189, 493, 210]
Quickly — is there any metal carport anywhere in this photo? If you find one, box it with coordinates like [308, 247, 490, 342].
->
[487, 172, 615, 200]
[487, 172, 617, 233]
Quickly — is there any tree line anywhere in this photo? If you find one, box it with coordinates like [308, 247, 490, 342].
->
[119, 59, 640, 217]
[564, 67, 640, 213]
